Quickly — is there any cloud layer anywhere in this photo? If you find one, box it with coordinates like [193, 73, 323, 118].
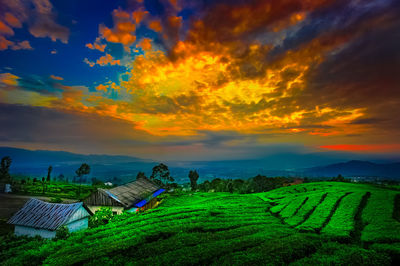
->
[1, 0, 400, 158]
[0, 0, 69, 50]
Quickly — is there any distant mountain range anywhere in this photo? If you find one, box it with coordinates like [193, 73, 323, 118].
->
[301, 160, 400, 179]
[1, 147, 399, 183]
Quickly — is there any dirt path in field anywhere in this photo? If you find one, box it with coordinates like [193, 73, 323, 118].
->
[0, 193, 78, 219]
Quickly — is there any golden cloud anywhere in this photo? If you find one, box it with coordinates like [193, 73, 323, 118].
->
[10, 0, 397, 150]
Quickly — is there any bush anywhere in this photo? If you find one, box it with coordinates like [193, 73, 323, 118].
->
[50, 197, 62, 203]
[89, 207, 113, 228]
[55, 226, 70, 240]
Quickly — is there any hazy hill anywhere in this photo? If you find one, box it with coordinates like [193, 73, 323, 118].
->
[1, 147, 399, 182]
[302, 160, 400, 178]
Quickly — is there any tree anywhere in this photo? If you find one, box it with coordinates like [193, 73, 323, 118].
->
[210, 178, 223, 192]
[136, 172, 147, 180]
[47, 166, 53, 182]
[333, 174, 345, 182]
[198, 180, 211, 192]
[188, 170, 199, 191]
[0, 156, 12, 182]
[41, 177, 46, 194]
[76, 163, 90, 197]
[227, 181, 234, 193]
[89, 207, 113, 228]
[150, 163, 174, 185]
[91, 177, 103, 186]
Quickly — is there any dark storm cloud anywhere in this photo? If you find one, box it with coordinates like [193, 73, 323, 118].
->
[305, 5, 400, 107]
[0, 103, 147, 148]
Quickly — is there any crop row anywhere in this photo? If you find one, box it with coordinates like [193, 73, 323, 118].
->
[321, 192, 366, 238]
[362, 191, 400, 242]
[296, 192, 347, 232]
[285, 193, 326, 227]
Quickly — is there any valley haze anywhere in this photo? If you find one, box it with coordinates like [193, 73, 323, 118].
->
[2, 147, 400, 183]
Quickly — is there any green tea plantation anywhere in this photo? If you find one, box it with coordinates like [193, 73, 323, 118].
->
[1, 182, 399, 265]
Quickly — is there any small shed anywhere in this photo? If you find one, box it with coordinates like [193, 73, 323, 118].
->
[84, 177, 165, 215]
[8, 198, 90, 239]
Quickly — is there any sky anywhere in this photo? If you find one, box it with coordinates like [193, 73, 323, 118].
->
[0, 0, 399, 161]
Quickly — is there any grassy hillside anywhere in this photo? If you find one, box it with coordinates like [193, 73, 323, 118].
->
[258, 182, 400, 243]
[1, 182, 399, 265]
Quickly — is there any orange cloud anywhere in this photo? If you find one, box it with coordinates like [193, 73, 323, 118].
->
[0, 36, 13, 50]
[50, 75, 63, 80]
[6, 0, 397, 147]
[99, 9, 137, 47]
[137, 38, 152, 50]
[0, 73, 19, 86]
[0, 20, 14, 35]
[96, 84, 108, 92]
[132, 9, 148, 24]
[83, 58, 95, 67]
[4, 13, 22, 28]
[86, 37, 106, 52]
[96, 54, 120, 66]
[149, 20, 162, 32]
[100, 23, 136, 46]
[320, 144, 400, 153]
[11, 40, 33, 50]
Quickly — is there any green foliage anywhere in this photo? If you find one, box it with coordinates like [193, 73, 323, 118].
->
[55, 226, 70, 240]
[198, 175, 292, 193]
[89, 207, 114, 228]
[321, 192, 365, 238]
[0, 219, 13, 236]
[361, 190, 400, 242]
[371, 243, 400, 264]
[10, 180, 95, 199]
[91, 178, 104, 186]
[285, 193, 325, 226]
[393, 194, 400, 222]
[259, 181, 400, 243]
[331, 173, 349, 182]
[136, 171, 147, 180]
[292, 242, 391, 266]
[49, 197, 62, 203]
[75, 163, 91, 178]
[150, 163, 174, 185]
[75, 163, 91, 197]
[0, 156, 12, 182]
[297, 192, 347, 232]
[188, 170, 199, 191]
[1, 182, 400, 265]
[47, 165, 53, 182]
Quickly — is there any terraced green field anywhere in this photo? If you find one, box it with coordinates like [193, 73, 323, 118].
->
[258, 182, 400, 243]
[1, 182, 399, 265]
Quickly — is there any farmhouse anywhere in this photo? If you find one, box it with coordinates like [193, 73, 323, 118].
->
[8, 198, 90, 239]
[84, 177, 165, 215]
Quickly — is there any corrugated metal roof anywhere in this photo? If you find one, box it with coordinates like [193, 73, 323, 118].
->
[8, 198, 89, 230]
[107, 178, 160, 208]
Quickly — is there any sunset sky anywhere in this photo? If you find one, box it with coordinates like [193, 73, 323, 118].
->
[0, 0, 399, 161]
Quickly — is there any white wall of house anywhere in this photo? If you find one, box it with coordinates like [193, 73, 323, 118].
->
[14, 225, 56, 239]
[65, 217, 88, 232]
[87, 205, 124, 215]
[127, 207, 138, 213]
